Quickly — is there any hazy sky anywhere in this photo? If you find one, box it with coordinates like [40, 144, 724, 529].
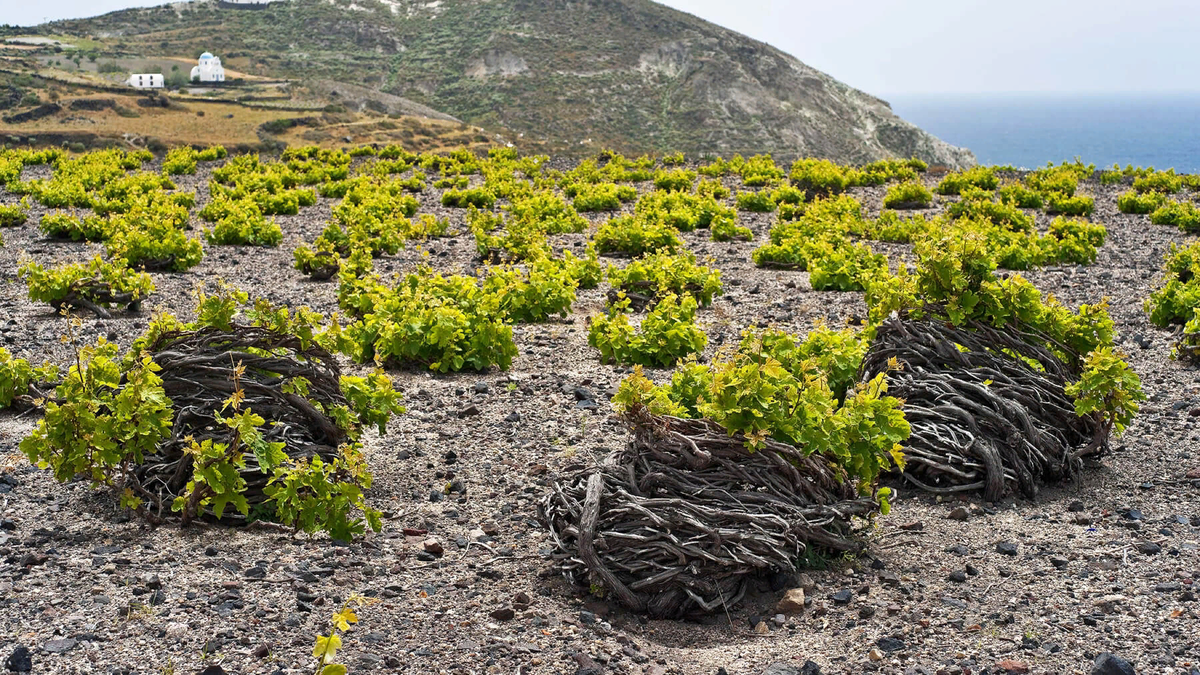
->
[10, 0, 1199, 96]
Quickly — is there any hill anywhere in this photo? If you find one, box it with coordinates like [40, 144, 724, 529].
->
[37, 0, 974, 166]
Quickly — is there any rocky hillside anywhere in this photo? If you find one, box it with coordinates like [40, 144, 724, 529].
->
[40, 0, 974, 166]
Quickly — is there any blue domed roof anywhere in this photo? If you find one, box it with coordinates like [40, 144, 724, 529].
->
[200, 52, 213, 59]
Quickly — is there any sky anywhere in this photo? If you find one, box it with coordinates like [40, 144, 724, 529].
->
[8, 0, 1200, 96]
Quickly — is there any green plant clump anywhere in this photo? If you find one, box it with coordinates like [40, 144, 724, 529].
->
[588, 294, 706, 367]
[883, 181, 933, 209]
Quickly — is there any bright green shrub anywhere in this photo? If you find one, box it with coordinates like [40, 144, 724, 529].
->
[1150, 200, 1200, 232]
[635, 191, 734, 231]
[571, 182, 636, 211]
[163, 147, 198, 176]
[507, 191, 587, 233]
[1146, 242, 1200, 327]
[653, 169, 697, 192]
[0, 203, 28, 227]
[594, 215, 682, 256]
[711, 215, 753, 241]
[882, 181, 932, 209]
[106, 220, 204, 272]
[736, 190, 776, 212]
[483, 258, 579, 323]
[740, 154, 785, 186]
[441, 187, 496, 209]
[21, 256, 154, 313]
[1133, 171, 1182, 194]
[935, 166, 998, 195]
[808, 241, 889, 292]
[340, 268, 518, 372]
[790, 158, 852, 197]
[204, 199, 282, 246]
[1045, 192, 1094, 217]
[588, 294, 706, 367]
[0, 348, 56, 409]
[607, 250, 723, 306]
[1117, 189, 1166, 214]
[998, 183, 1044, 209]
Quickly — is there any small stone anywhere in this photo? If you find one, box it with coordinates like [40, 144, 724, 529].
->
[996, 542, 1018, 556]
[429, 490, 443, 503]
[41, 638, 76, 654]
[1067, 500, 1086, 512]
[876, 636, 905, 652]
[489, 607, 515, 621]
[1050, 557, 1069, 570]
[947, 570, 967, 583]
[1137, 541, 1162, 555]
[252, 644, 270, 659]
[422, 539, 444, 556]
[796, 573, 816, 591]
[776, 588, 806, 614]
[4, 646, 32, 672]
[1123, 509, 1144, 521]
[1091, 653, 1136, 675]
[831, 589, 853, 605]
[458, 405, 480, 418]
[867, 648, 884, 661]
[753, 620, 770, 635]
[996, 660, 1030, 674]
[165, 622, 188, 639]
[947, 507, 970, 521]
[858, 605, 876, 619]
[965, 563, 980, 576]
[474, 382, 489, 394]
[898, 521, 924, 531]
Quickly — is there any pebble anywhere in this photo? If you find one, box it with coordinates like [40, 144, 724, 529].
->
[753, 620, 770, 635]
[830, 589, 852, 605]
[489, 606, 515, 621]
[1137, 541, 1162, 555]
[996, 542, 1018, 556]
[1091, 653, 1136, 675]
[947, 506, 970, 521]
[775, 588, 805, 614]
[947, 570, 967, 583]
[4, 646, 31, 672]
[41, 638, 76, 654]
[867, 648, 884, 661]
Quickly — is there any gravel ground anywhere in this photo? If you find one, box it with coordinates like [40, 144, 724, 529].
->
[0, 161, 1198, 675]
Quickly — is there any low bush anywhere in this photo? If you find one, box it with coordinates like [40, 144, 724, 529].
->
[0, 203, 28, 227]
[882, 181, 932, 209]
[588, 294, 706, 367]
[1150, 200, 1200, 232]
[607, 250, 723, 307]
[1117, 189, 1166, 214]
[935, 166, 998, 195]
[1044, 192, 1094, 217]
[20, 255, 154, 316]
[594, 215, 682, 256]
[735, 190, 776, 212]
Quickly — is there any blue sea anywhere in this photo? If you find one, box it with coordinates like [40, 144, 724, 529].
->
[887, 93, 1200, 172]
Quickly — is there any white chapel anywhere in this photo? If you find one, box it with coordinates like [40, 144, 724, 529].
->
[190, 52, 226, 83]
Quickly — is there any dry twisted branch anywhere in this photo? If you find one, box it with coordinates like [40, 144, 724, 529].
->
[134, 325, 349, 514]
[862, 315, 1102, 501]
[541, 405, 879, 618]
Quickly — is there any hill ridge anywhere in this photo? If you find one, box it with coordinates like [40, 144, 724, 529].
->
[41, 0, 974, 166]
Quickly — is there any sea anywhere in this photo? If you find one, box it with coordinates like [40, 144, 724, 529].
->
[887, 93, 1200, 172]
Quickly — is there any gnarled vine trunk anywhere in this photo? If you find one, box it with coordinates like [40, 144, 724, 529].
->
[861, 314, 1104, 501]
[541, 405, 879, 619]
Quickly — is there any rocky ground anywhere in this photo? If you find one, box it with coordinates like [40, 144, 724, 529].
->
[0, 160, 1197, 675]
